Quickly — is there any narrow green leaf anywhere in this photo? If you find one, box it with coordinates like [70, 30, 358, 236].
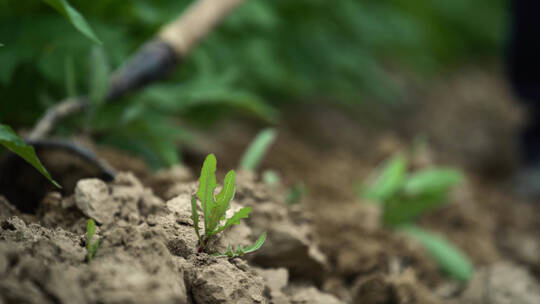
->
[42, 0, 102, 44]
[216, 170, 236, 206]
[64, 56, 77, 97]
[404, 169, 463, 196]
[239, 128, 277, 172]
[0, 124, 61, 188]
[208, 170, 236, 232]
[190, 195, 201, 241]
[242, 232, 266, 254]
[401, 225, 473, 282]
[89, 47, 110, 105]
[214, 207, 252, 235]
[197, 154, 217, 233]
[86, 218, 96, 242]
[383, 192, 447, 226]
[90, 240, 99, 256]
[362, 154, 407, 203]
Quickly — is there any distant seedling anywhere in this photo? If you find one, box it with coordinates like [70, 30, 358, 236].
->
[239, 128, 277, 172]
[86, 219, 99, 262]
[191, 154, 266, 256]
[361, 153, 473, 282]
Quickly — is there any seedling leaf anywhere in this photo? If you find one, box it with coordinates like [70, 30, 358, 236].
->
[86, 219, 99, 262]
[242, 232, 267, 254]
[214, 232, 267, 258]
[400, 225, 473, 282]
[404, 169, 463, 195]
[86, 218, 95, 242]
[362, 154, 406, 203]
[208, 170, 236, 232]
[42, 0, 102, 45]
[197, 154, 217, 231]
[383, 191, 447, 226]
[0, 124, 61, 188]
[191, 195, 201, 241]
[214, 207, 252, 235]
[239, 128, 277, 172]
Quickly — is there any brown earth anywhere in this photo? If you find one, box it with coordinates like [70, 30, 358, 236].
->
[1, 67, 540, 303]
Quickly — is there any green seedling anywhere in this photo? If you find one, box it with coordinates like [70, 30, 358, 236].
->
[214, 232, 267, 258]
[361, 153, 472, 281]
[86, 219, 99, 262]
[191, 154, 266, 255]
[239, 128, 277, 172]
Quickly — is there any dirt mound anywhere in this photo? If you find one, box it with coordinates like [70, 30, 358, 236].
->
[0, 171, 341, 304]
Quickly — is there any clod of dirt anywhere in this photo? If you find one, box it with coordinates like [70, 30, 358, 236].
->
[145, 165, 194, 199]
[462, 263, 540, 304]
[352, 269, 447, 304]
[75, 179, 115, 224]
[255, 267, 345, 304]
[234, 172, 329, 282]
[285, 285, 344, 304]
[183, 255, 267, 304]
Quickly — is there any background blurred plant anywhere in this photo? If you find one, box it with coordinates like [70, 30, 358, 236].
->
[0, 0, 505, 168]
[360, 153, 473, 282]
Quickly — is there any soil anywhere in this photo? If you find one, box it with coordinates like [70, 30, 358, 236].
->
[2, 67, 540, 303]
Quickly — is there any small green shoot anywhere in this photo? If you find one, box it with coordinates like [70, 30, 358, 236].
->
[86, 219, 99, 262]
[239, 128, 277, 172]
[192, 154, 266, 255]
[361, 153, 472, 281]
[214, 232, 267, 258]
[362, 154, 407, 203]
[0, 124, 61, 188]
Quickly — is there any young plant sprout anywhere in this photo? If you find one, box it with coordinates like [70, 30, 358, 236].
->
[361, 153, 473, 282]
[191, 154, 266, 256]
[86, 218, 99, 262]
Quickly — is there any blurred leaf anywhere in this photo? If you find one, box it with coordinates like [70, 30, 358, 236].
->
[285, 183, 307, 205]
[42, 0, 102, 44]
[262, 169, 281, 187]
[0, 124, 60, 188]
[89, 46, 110, 105]
[64, 56, 77, 97]
[383, 191, 447, 226]
[239, 128, 277, 172]
[400, 225, 473, 282]
[404, 169, 463, 195]
[362, 154, 407, 203]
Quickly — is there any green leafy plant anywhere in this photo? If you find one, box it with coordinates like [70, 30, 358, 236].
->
[0, 123, 60, 188]
[1, 1, 505, 167]
[86, 218, 99, 262]
[361, 153, 472, 281]
[191, 154, 266, 256]
[239, 128, 277, 172]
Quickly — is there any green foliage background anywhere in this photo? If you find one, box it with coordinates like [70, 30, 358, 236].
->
[0, 0, 506, 167]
